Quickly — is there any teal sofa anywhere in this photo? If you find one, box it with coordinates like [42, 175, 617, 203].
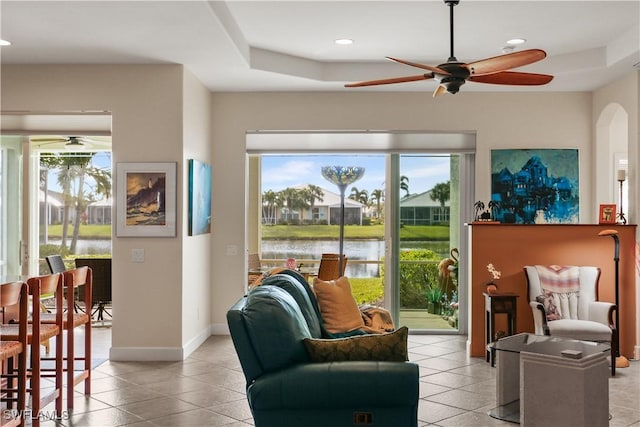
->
[227, 270, 419, 427]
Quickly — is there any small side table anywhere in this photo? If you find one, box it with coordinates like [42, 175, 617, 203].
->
[484, 292, 518, 365]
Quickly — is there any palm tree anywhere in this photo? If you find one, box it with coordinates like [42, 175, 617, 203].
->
[430, 181, 450, 207]
[370, 188, 384, 219]
[488, 200, 501, 219]
[303, 184, 324, 222]
[279, 187, 310, 222]
[430, 181, 450, 220]
[349, 187, 369, 205]
[400, 175, 410, 198]
[262, 190, 279, 224]
[42, 152, 111, 253]
[474, 201, 485, 221]
[69, 158, 111, 253]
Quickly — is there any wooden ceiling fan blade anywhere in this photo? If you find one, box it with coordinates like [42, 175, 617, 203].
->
[386, 57, 450, 75]
[345, 74, 433, 88]
[466, 49, 547, 76]
[469, 71, 554, 86]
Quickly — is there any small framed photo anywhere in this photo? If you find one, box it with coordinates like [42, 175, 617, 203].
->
[598, 204, 616, 225]
[116, 162, 177, 237]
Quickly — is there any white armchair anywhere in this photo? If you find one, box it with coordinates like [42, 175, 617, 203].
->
[524, 265, 617, 376]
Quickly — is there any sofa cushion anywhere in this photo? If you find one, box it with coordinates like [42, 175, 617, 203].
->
[547, 319, 612, 342]
[262, 273, 323, 338]
[313, 276, 365, 334]
[249, 361, 419, 411]
[249, 267, 287, 288]
[303, 326, 408, 362]
[243, 286, 311, 373]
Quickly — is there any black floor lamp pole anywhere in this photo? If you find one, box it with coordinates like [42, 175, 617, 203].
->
[612, 233, 620, 359]
[339, 187, 346, 274]
[321, 166, 365, 278]
[598, 229, 629, 368]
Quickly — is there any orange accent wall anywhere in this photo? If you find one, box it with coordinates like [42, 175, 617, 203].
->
[469, 224, 637, 358]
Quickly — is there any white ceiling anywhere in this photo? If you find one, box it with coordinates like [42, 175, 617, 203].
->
[0, 1, 639, 94]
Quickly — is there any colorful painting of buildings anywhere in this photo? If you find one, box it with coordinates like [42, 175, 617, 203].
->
[491, 149, 579, 224]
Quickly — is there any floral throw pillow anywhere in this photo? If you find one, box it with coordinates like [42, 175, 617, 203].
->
[303, 326, 409, 363]
[536, 291, 560, 321]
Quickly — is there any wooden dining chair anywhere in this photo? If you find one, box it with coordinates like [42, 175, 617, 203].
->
[248, 253, 263, 285]
[2, 274, 63, 427]
[39, 266, 92, 410]
[317, 253, 348, 280]
[0, 281, 28, 427]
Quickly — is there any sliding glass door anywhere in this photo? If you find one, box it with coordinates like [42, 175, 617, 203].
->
[396, 154, 460, 331]
[0, 134, 112, 277]
[0, 136, 24, 277]
[251, 146, 473, 333]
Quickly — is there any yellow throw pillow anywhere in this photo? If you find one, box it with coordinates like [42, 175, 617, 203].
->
[312, 276, 365, 334]
[303, 326, 409, 362]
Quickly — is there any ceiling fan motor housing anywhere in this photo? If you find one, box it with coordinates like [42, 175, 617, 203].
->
[436, 61, 470, 94]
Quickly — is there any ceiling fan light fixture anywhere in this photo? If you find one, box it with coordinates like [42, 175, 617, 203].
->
[335, 38, 353, 45]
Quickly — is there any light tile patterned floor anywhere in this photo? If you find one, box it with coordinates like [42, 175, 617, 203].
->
[36, 329, 640, 426]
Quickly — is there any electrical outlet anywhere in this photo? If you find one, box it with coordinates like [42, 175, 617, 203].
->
[131, 248, 145, 263]
[226, 245, 238, 256]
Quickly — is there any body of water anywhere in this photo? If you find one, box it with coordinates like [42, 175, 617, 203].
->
[261, 239, 448, 278]
[46, 239, 112, 255]
[45, 238, 448, 279]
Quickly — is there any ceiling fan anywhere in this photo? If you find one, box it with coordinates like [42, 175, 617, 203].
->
[31, 136, 107, 149]
[345, 0, 553, 96]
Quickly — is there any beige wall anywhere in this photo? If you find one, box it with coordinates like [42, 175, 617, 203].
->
[181, 70, 214, 354]
[211, 91, 593, 330]
[593, 70, 640, 358]
[1, 64, 212, 360]
[3, 63, 638, 359]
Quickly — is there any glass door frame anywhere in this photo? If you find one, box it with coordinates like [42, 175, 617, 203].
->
[247, 131, 475, 334]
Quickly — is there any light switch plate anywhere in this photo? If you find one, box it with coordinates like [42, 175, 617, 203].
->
[131, 248, 145, 263]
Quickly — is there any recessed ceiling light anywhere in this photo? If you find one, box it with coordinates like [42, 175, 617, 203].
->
[506, 38, 526, 45]
[335, 39, 354, 45]
[0, 39, 11, 46]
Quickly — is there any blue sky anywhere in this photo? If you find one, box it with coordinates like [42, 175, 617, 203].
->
[261, 154, 451, 196]
[44, 151, 112, 197]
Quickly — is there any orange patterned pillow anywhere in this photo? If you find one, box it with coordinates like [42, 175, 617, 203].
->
[313, 276, 365, 334]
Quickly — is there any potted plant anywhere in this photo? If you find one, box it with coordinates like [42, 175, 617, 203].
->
[426, 286, 444, 315]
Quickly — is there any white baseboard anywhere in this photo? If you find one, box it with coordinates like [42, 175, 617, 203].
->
[210, 322, 230, 335]
[634, 345, 640, 360]
[109, 324, 230, 361]
[110, 346, 184, 361]
[183, 324, 212, 359]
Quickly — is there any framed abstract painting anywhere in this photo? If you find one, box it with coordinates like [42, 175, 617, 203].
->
[188, 159, 212, 236]
[491, 149, 579, 224]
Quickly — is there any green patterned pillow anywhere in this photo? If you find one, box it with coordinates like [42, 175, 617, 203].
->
[303, 326, 409, 362]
